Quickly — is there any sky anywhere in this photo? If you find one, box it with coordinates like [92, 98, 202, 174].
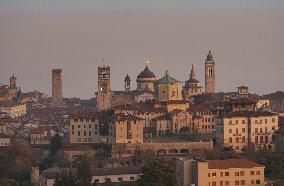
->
[0, 0, 284, 99]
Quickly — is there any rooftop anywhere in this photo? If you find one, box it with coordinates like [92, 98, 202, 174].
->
[207, 159, 263, 169]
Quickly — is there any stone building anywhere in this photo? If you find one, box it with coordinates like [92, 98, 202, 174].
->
[216, 111, 278, 152]
[108, 113, 145, 144]
[183, 65, 202, 100]
[69, 111, 100, 144]
[0, 75, 18, 101]
[154, 70, 183, 102]
[96, 66, 111, 110]
[136, 62, 156, 91]
[52, 69, 63, 106]
[176, 158, 265, 186]
[205, 51, 216, 94]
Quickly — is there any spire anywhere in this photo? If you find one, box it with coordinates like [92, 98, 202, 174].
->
[207, 50, 214, 61]
[144, 59, 150, 71]
[190, 64, 196, 79]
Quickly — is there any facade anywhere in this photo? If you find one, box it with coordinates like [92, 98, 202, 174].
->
[52, 69, 63, 106]
[30, 129, 50, 145]
[205, 51, 216, 94]
[0, 101, 27, 118]
[96, 66, 111, 110]
[108, 114, 145, 144]
[69, 111, 100, 144]
[176, 158, 265, 186]
[154, 70, 183, 102]
[0, 75, 18, 101]
[183, 65, 203, 100]
[0, 135, 11, 146]
[136, 63, 156, 91]
[216, 111, 278, 152]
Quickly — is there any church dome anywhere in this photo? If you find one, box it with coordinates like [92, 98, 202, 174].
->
[137, 66, 156, 79]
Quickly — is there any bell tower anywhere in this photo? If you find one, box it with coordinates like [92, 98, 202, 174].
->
[205, 51, 215, 93]
[97, 65, 111, 110]
[124, 74, 131, 92]
[9, 74, 17, 89]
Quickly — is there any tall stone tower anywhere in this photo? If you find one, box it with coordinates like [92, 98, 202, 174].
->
[52, 69, 63, 106]
[9, 74, 17, 89]
[124, 74, 131, 92]
[205, 51, 215, 93]
[97, 66, 111, 110]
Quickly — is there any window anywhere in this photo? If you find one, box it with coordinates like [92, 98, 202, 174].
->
[77, 138, 81, 142]
[241, 180, 245, 185]
[105, 178, 111, 182]
[251, 180, 255, 184]
[229, 137, 232, 143]
[94, 179, 99, 183]
[72, 125, 74, 130]
[212, 173, 216, 177]
[80, 119, 83, 122]
[236, 120, 238, 124]
[242, 136, 245, 142]
[225, 172, 229, 176]
[220, 172, 223, 177]
[242, 120, 245, 124]
[118, 177, 123, 182]
[272, 118, 275, 122]
[130, 176, 135, 181]
[236, 137, 239, 143]
[220, 181, 223, 186]
[74, 119, 78, 122]
[256, 171, 260, 175]
[78, 131, 80, 136]
[242, 128, 245, 132]
[240, 171, 244, 176]
[255, 128, 258, 133]
[89, 124, 91, 128]
[235, 172, 239, 176]
[225, 181, 229, 186]
[235, 180, 239, 185]
[256, 180, 260, 184]
[84, 131, 86, 136]
[212, 181, 216, 186]
[78, 125, 80, 128]
[172, 91, 176, 97]
[229, 129, 232, 133]
[208, 173, 210, 177]
[89, 131, 91, 136]
[71, 131, 74, 135]
[250, 171, 254, 175]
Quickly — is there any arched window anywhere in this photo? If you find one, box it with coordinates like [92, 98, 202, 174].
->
[229, 137, 232, 143]
[265, 135, 268, 143]
[260, 136, 264, 143]
[242, 136, 245, 143]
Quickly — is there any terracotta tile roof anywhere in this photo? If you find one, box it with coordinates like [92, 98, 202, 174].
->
[208, 159, 263, 169]
[111, 113, 144, 121]
[222, 111, 277, 118]
[70, 110, 97, 120]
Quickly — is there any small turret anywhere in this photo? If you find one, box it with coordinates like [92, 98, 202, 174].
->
[9, 74, 17, 89]
[124, 74, 131, 92]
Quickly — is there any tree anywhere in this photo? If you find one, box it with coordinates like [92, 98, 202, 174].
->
[138, 159, 178, 186]
[76, 155, 92, 186]
[50, 133, 62, 157]
[54, 170, 77, 186]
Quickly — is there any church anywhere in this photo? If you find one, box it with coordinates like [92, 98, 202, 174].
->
[95, 51, 216, 110]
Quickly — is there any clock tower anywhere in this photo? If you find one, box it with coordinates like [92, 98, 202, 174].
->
[97, 65, 111, 110]
[205, 51, 216, 94]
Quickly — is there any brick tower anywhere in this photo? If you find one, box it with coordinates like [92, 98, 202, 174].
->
[52, 69, 63, 106]
[205, 51, 215, 93]
[97, 66, 111, 110]
[124, 74, 131, 92]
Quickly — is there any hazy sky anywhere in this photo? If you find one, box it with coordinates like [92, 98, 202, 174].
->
[1, 0, 284, 99]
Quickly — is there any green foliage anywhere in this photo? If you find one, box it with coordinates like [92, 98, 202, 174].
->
[50, 133, 62, 156]
[137, 159, 178, 186]
[76, 155, 92, 186]
[54, 170, 77, 186]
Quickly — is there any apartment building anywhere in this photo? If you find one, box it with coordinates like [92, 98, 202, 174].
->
[216, 111, 278, 152]
[176, 158, 265, 186]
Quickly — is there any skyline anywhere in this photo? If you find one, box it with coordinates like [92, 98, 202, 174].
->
[1, 0, 284, 98]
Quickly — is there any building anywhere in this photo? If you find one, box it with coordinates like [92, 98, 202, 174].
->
[52, 69, 63, 106]
[238, 86, 249, 98]
[216, 111, 278, 152]
[124, 74, 131, 92]
[92, 167, 142, 184]
[154, 70, 183, 102]
[30, 129, 50, 145]
[96, 66, 111, 110]
[0, 101, 27, 118]
[275, 127, 284, 153]
[69, 111, 100, 144]
[0, 75, 18, 101]
[183, 65, 203, 100]
[205, 51, 216, 94]
[176, 158, 265, 186]
[108, 113, 145, 144]
[0, 134, 11, 146]
[136, 61, 156, 91]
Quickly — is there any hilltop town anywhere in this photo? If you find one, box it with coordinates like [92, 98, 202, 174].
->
[1, 51, 284, 186]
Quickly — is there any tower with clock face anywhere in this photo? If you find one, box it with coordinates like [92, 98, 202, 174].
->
[97, 65, 111, 110]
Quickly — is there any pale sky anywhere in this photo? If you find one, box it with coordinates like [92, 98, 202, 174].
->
[1, 0, 284, 98]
